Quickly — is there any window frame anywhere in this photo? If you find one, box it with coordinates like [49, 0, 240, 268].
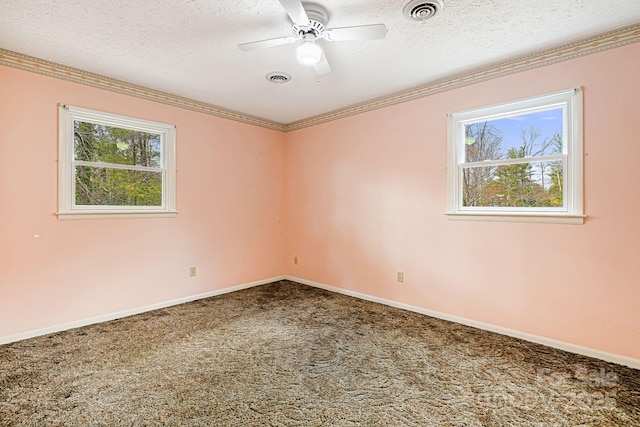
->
[58, 104, 177, 220]
[446, 88, 584, 224]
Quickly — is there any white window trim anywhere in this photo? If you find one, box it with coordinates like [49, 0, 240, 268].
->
[446, 88, 585, 224]
[58, 105, 177, 220]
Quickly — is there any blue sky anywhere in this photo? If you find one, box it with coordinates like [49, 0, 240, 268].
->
[488, 108, 563, 153]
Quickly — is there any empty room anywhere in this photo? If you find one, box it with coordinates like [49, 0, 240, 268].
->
[1, 0, 639, 425]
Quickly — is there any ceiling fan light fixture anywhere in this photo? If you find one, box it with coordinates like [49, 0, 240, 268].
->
[296, 41, 322, 65]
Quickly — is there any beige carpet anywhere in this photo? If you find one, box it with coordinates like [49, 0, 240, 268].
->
[1, 280, 638, 426]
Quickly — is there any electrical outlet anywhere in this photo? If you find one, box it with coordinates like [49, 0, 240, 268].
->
[189, 266, 197, 277]
[397, 272, 404, 283]
[294, 256, 298, 265]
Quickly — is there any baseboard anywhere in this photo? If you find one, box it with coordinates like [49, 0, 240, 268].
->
[0, 275, 286, 345]
[285, 275, 640, 370]
[5, 274, 638, 370]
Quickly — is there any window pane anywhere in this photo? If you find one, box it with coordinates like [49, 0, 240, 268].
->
[464, 109, 563, 163]
[462, 160, 563, 208]
[75, 166, 162, 206]
[74, 121, 162, 167]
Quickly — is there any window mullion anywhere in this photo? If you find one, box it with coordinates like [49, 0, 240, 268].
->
[462, 154, 565, 168]
[73, 160, 163, 173]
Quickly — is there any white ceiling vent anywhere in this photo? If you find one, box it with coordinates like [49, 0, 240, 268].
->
[266, 72, 292, 84]
[403, 0, 444, 22]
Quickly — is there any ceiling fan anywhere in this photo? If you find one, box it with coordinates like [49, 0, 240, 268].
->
[238, 0, 388, 75]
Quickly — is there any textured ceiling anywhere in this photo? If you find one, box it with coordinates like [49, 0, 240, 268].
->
[1, 0, 640, 125]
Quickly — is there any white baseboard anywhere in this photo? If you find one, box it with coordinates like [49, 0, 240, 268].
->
[285, 275, 640, 370]
[0, 275, 286, 345]
[5, 274, 638, 370]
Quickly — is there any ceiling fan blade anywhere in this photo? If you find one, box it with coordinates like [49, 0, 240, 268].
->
[278, 0, 310, 26]
[238, 36, 297, 51]
[314, 51, 331, 76]
[323, 24, 388, 42]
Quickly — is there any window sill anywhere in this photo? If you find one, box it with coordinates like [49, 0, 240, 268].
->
[446, 212, 586, 224]
[57, 211, 177, 220]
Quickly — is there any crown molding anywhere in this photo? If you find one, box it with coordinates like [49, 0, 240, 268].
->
[0, 48, 287, 132]
[285, 22, 640, 131]
[1, 23, 639, 133]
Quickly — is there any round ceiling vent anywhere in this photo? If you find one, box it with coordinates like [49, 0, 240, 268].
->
[266, 72, 291, 84]
[403, 0, 444, 22]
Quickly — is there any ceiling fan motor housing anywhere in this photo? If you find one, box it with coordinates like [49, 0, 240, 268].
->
[292, 5, 328, 37]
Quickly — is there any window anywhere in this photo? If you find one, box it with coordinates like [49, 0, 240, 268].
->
[58, 105, 176, 219]
[447, 88, 584, 224]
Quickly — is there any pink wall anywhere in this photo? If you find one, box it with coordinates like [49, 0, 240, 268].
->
[284, 43, 640, 360]
[1, 42, 639, 361]
[0, 66, 285, 338]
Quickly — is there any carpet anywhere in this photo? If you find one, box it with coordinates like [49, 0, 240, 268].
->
[1, 280, 638, 426]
